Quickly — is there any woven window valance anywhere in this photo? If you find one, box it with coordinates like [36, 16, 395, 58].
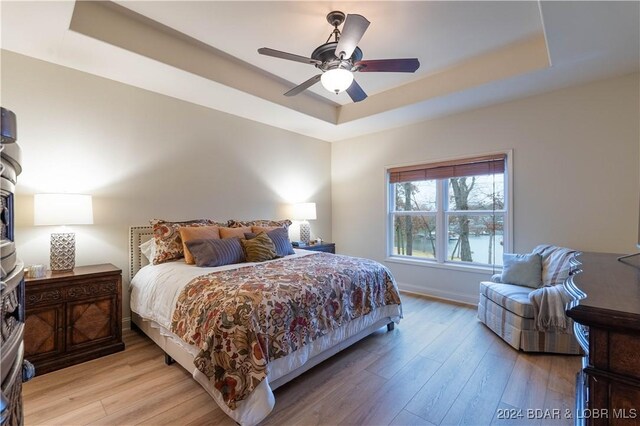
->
[389, 154, 506, 184]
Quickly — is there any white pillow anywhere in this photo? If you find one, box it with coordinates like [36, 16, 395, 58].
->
[139, 238, 156, 262]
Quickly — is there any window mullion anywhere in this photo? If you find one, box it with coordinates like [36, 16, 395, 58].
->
[436, 179, 446, 263]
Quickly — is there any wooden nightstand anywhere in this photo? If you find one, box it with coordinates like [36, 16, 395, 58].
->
[299, 242, 336, 254]
[24, 264, 124, 375]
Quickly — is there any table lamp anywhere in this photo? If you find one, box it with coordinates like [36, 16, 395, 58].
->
[292, 202, 316, 245]
[34, 193, 93, 271]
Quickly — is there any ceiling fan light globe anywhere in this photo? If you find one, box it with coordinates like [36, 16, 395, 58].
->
[321, 68, 353, 94]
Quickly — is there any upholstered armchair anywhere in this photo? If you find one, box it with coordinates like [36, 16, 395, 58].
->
[477, 245, 583, 354]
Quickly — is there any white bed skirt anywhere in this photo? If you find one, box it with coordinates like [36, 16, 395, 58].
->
[132, 304, 401, 425]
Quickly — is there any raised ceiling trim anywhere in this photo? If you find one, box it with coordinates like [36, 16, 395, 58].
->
[69, 0, 338, 124]
[338, 33, 551, 124]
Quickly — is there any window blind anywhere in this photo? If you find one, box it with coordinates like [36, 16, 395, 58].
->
[388, 154, 506, 184]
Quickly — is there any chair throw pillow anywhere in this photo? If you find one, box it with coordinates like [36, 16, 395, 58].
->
[241, 232, 277, 262]
[501, 253, 543, 288]
[185, 237, 246, 267]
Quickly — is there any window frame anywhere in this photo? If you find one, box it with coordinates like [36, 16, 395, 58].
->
[385, 151, 513, 272]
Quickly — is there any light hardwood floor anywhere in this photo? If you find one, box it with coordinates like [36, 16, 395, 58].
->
[23, 293, 580, 425]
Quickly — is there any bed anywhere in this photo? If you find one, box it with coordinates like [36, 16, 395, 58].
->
[128, 225, 402, 425]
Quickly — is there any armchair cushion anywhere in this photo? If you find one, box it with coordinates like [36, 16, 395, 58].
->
[480, 281, 535, 318]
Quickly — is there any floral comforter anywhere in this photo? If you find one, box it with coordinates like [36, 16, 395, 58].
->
[171, 253, 402, 409]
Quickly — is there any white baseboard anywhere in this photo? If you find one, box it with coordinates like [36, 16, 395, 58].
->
[122, 316, 131, 331]
[397, 282, 478, 306]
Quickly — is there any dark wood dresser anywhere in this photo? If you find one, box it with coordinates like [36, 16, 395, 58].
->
[565, 252, 640, 425]
[24, 264, 124, 375]
[0, 107, 32, 426]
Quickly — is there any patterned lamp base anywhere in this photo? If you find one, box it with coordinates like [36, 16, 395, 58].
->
[300, 221, 311, 245]
[50, 232, 75, 271]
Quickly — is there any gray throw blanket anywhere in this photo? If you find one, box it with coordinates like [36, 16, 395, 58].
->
[528, 284, 574, 333]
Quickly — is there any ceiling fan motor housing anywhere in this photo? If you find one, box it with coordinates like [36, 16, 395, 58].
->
[311, 42, 363, 71]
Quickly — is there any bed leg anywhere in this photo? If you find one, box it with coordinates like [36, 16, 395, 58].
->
[164, 353, 175, 365]
[130, 321, 140, 333]
[387, 322, 395, 331]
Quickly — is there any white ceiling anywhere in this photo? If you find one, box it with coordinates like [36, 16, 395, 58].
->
[114, 1, 544, 104]
[1, 1, 639, 142]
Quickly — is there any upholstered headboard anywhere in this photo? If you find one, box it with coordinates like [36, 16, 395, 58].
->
[129, 226, 154, 280]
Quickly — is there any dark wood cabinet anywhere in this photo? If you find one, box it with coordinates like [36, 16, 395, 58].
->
[300, 243, 336, 254]
[24, 264, 124, 375]
[565, 252, 640, 426]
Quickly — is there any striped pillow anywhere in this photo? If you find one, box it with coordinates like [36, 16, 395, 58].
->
[245, 228, 295, 257]
[532, 245, 579, 286]
[241, 232, 277, 262]
[185, 238, 245, 267]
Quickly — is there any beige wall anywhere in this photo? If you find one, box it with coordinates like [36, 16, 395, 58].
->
[2, 51, 332, 325]
[4, 49, 639, 312]
[332, 73, 639, 303]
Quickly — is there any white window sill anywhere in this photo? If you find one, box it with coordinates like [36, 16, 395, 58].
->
[385, 256, 502, 275]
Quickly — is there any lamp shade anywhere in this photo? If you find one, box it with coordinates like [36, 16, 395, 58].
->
[34, 194, 94, 226]
[291, 202, 317, 221]
[321, 69, 354, 94]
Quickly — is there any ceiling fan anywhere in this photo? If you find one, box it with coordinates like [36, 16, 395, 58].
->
[258, 11, 420, 103]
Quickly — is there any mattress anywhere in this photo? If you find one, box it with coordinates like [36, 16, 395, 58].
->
[130, 250, 402, 425]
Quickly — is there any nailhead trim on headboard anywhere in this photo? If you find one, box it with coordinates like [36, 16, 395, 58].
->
[129, 226, 154, 281]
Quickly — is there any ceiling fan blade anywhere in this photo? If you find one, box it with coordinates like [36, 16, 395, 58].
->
[284, 74, 322, 97]
[355, 58, 420, 73]
[335, 14, 370, 59]
[258, 47, 321, 65]
[346, 79, 367, 103]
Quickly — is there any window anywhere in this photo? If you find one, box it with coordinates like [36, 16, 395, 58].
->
[387, 153, 510, 268]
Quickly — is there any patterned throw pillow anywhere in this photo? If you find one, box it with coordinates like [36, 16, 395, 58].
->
[185, 238, 246, 267]
[227, 219, 292, 229]
[178, 226, 221, 265]
[150, 219, 224, 265]
[245, 228, 294, 257]
[240, 232, 277, 262]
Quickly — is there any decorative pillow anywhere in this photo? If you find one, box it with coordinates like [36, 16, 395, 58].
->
[501, 253, 543, 288]
[240, 232, 277, 262]
[139, 238, 156, 262]
[219, 226, 252, 239]
[185, 238, 245, 267]
[228, 219, 292, 229]
[246, 227, 295, 257]
[179, 226, 221, 265]
[150, 219, 221, 264]
[532, 245, 579, 286]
